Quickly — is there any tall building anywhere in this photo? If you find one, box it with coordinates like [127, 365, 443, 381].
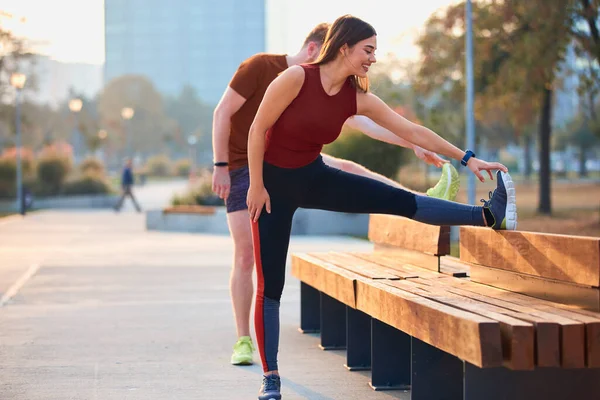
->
[104, 0, 266, 105]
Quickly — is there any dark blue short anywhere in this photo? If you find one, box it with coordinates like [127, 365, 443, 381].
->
[226, 166, 250, 213]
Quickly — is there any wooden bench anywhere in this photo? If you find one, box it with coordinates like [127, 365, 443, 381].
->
[162, 205, 216, 215]
[291, 215, 600, 400]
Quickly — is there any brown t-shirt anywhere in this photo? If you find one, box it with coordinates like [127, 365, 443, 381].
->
[228, 53, 288, 171]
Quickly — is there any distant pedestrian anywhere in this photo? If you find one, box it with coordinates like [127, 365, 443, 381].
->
[114, 158, 142, 212]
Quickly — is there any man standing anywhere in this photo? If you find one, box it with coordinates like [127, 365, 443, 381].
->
[212, 23, 459, 366]
[114, 158, 142, 213]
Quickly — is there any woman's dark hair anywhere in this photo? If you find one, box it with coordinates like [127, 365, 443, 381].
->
[314, 15, 376, 93]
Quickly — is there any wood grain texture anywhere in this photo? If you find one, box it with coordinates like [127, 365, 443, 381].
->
[312, 252, 402, 280]
[460, 226, 600, 286]
[369, 214, 450, 255]
[383, 279, 534, 370]
[366, 246, 440, 272]
[355, 279, 503, 368]
[469, 264, 600, 312]
[291, 253, 359, 308]
[419, 277, 586, 368]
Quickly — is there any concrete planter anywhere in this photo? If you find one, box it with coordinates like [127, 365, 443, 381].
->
[146, 206, 369, 236]
[0, 194, 119, 212]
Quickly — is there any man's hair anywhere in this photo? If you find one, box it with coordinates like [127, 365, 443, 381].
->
[302, 23, 330, 47]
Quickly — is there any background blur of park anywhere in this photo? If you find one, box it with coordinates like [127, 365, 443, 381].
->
[0, 0, 598, 237]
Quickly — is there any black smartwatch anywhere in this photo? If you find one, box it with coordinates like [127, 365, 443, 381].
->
[214, 162, 228, 167]
[461, 150, 476, 166]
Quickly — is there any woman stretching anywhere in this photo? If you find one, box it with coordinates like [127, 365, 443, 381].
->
[247, 15, 517, 400]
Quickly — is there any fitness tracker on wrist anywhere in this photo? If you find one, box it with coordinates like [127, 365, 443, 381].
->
[214, 162, 228, 167]
[461, 150, 476, 167]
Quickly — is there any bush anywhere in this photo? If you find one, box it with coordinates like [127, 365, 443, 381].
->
[171, 170, 224, 206]
[0, 157, 16, 198]
[323, 130, 411, 178]
[62, 173, 112, 196]
[174, 159, 191, 177]
[145, 155, 172, 177]
[79, 157, 105, 176]
[36, 154, 72, 196]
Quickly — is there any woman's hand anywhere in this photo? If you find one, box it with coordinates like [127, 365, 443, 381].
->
[247, 185, 271, 222]
[467, 158, 508, 182]
[413, 146, 448, 168]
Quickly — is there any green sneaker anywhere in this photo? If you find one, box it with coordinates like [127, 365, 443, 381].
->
[231, 336, 255, 365]
[426, 163, 460, 201]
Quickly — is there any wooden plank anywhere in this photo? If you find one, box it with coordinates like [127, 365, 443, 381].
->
[418, 277, 586, 368]
[163, 205, 216, 215]
[357, 250, 440, 275]
[369, 214, 450, 255]
[469, 264, 600, 311]
[460, 226, 600, 287]
[372, 244, 441, 272]
[439, 256, 471, 277]
[383, 279, 534, 370]
[291, 253, 359, 308]
[435, 275, 600, 369]
[355, 279, 503, 368]
[311, 252, 402, 280]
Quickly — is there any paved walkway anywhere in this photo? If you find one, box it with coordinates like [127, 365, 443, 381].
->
[0, 211, 409, 400]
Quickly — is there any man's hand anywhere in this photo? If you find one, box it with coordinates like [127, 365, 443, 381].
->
[212, 167, 231, 199]
[413, 146, 448, 168]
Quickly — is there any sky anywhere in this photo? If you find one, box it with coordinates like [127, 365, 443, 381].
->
[0, 0, 458, 65]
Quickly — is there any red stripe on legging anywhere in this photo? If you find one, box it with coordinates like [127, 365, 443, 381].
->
[251, 219, 268, 372]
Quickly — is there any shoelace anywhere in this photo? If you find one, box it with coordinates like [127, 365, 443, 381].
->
[262, 375, 280, 391]
[480, 190, 494, 207]
[235, 340, 255, 352]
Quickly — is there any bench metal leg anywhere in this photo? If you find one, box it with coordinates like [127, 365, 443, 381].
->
[319, 292, 346, 350]
[464, 362, 600, 400]
[345, 307, 371, 371]
[370, 318, 411, 391]
[299, 282, 320, 334]
[411, 337, 463, 400]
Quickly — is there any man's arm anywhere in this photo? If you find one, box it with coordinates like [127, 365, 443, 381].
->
[344, 115, 447, 168]
[211, 88, 246, 199]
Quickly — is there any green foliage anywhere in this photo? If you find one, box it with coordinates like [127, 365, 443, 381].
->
[0, 157, 16, 198]
[174, 159, 191, 177]
[145, 155, 172, 177]
[79, 157, 105, 176]
[323, 130, 411, 179]
[36, 154, 72, 196]
[171, 170, 223, 206]
[62, 174, 112, 196]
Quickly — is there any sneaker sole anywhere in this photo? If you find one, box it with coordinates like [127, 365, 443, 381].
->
[231, 356, 253, 365]
[500, 171, 517, 230]
[444, 164, 460, 201]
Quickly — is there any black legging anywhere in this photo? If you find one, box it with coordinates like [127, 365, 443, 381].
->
[251, 155, 484, 373]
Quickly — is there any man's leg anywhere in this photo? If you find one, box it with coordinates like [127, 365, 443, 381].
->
[114, 188, 126, 211]
[226, 166, 256, 365]
[321, 153, 460, 201]
[126, 187, 142, 212]
[227, 210, 255, 335]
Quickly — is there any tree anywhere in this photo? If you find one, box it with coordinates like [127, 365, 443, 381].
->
[415, 0, 573, 214]
[97, 75, 175, 158]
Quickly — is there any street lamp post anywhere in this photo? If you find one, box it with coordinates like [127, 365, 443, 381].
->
[121, 107, 134, 156]
[188, 135, 197, 181]
[465, 0, 476, 205]
[69, 98, 83, 162]
[10, 73, 26, 215]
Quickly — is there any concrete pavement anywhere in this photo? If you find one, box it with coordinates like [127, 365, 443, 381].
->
[0, 211, 409, 400]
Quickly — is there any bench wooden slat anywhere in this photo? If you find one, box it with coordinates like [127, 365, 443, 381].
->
[383, 279, 534, 370]
[355, 279, 503, 368]
[352, 252, 441, 279]
[469, 264, 600, 311]
[416, 277, 586, 368]
[460, 226, 600, 287]
[372, 244, 440, 272]
[440, 256, 472, 277]
[369, 214, 450, 255]
[311, 252, 402, 280]
[435, 275, 600, 368]
[162, 205, 217, 215]
[291, 254, 359, 308]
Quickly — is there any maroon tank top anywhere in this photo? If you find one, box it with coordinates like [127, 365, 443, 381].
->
[264, 64, 357, 168]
